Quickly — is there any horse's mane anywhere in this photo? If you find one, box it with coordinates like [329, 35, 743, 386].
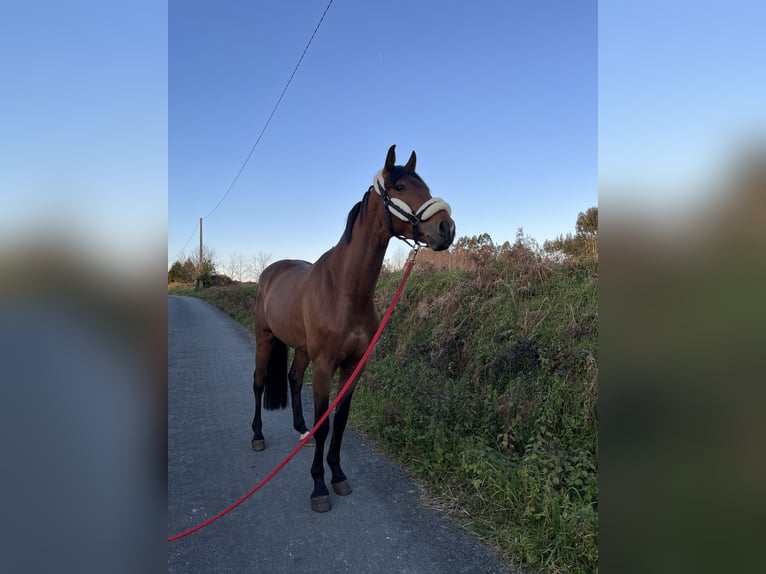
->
[343, 190, 371, 244]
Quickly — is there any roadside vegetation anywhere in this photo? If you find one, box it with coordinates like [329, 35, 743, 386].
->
[169, 210, 598, 573]
[356, 237, 597, 572]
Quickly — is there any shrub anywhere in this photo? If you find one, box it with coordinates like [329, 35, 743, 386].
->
[352, 253, 598, 572]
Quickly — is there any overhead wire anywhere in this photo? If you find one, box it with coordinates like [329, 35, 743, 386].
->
[201, 0, 334, 221]
[177, 220, 201, 257]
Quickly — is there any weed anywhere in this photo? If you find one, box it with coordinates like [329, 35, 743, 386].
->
[172, 252, 598, 572]
[355, 254, 598, 572]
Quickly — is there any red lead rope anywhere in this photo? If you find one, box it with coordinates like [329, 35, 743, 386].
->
[168, 248, 419, 542]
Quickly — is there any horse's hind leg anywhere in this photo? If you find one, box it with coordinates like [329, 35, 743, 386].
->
[326, 361, 358, 496]
[289, 350, 314, 445]
[251, 333, 273, 451]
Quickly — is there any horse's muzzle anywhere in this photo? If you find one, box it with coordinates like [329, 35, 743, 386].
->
[425, 217, 456, 251]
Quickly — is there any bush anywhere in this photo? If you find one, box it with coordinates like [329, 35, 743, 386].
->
[351, 253, 598, 572]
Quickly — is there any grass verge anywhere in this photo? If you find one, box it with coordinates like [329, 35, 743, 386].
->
[350, 256, 598, 573]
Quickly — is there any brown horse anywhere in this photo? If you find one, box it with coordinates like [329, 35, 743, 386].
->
[251, 145, 455, 512]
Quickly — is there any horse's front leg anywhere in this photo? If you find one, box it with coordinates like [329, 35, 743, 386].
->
[326, 361, 359, 496]
[309, 358, 334, 512]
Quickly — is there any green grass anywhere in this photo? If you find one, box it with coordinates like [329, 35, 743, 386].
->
[352, 256, 598, 572]
[169, 255, 598, 572]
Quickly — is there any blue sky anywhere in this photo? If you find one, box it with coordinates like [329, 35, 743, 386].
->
[5, 2, 759, 277]
[169, 0, 597, 269]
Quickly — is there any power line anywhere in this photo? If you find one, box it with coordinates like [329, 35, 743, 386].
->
[202, 0, 334, 220]
[178, 220, 200, 256]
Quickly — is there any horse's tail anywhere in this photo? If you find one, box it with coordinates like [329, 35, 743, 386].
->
[263, 338, 289, 410]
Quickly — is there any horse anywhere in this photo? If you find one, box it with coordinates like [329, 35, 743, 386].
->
[251, 145, 455, 512]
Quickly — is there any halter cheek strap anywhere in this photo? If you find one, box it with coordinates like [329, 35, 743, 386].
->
[372, 170, 452, 246]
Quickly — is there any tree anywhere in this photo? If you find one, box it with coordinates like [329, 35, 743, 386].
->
[168, 257, 197, 283]
[192, 245, 218, 288]
[576, 207, 598, 236]
[167, 245, 219, 287]
[544, 207, 598, 257]
[576, 207, 598, 256]
[227, 251, 246, 283]
[168, 260, 184, 283]
[248, 252, 272, 282]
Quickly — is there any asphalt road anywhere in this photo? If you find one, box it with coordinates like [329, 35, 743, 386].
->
[168, 295, 512, 573]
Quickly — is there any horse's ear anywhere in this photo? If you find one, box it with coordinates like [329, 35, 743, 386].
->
[384, 145, 396, 172]
[404, 150, 417, 172]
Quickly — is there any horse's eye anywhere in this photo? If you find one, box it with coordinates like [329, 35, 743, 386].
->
[394, 184, 405, 193]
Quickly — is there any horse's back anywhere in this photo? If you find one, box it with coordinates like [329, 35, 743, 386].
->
[256, 259, 313, 347]
[258, 259, 313, 306]
[260, 259, 312, 286]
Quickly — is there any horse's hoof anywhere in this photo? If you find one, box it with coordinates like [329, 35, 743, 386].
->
[251, 439, 265, 451]
[299, 431, 316, 447]
[332, 480, 352, 496]
[311, 495, 331, 513]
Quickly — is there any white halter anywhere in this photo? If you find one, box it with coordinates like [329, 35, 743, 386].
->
[373, 169, 452, 223]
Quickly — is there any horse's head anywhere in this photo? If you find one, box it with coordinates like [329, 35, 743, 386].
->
[372, 145, 455, 251]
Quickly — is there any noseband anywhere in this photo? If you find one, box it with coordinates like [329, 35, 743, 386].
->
[372, 170, 452, 247]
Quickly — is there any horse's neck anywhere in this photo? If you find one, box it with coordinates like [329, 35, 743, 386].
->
[331, 206, 390, 305]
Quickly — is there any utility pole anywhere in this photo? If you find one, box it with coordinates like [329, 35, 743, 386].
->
[196, 217, 203, 290]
